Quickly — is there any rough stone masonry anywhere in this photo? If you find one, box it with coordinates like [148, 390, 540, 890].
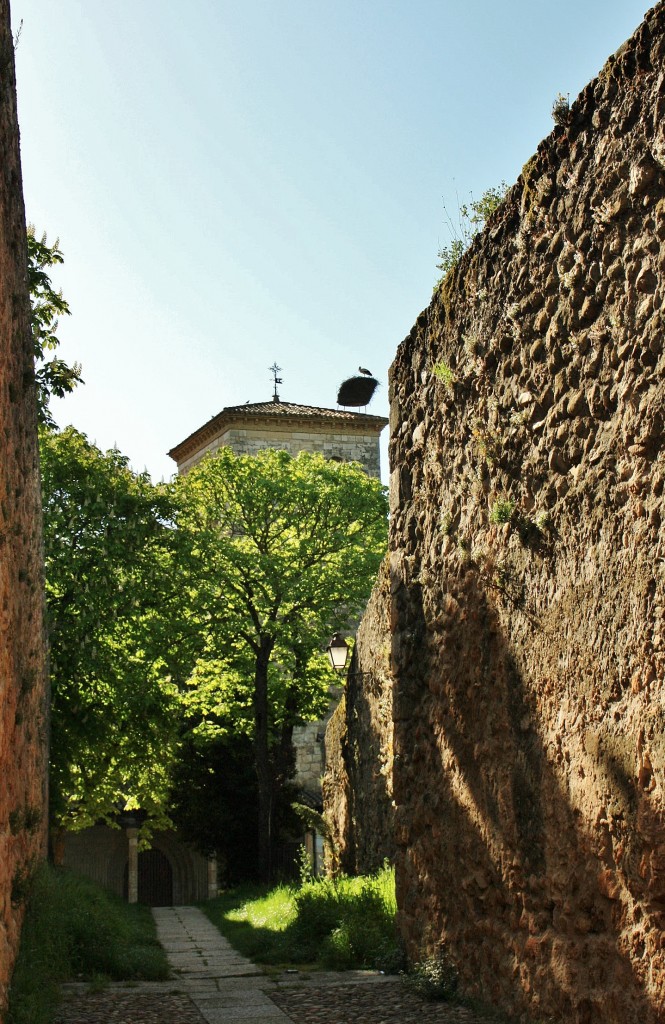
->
[0, 0, 49, 1013]
[323, 557, 395, 875]
[326, 4, 665, 1022]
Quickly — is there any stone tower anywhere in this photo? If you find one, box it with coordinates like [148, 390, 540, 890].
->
[168, 399, 387, 479]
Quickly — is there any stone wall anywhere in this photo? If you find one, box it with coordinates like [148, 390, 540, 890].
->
[323, 558, 395, 874]
[385, 5, 665, 1023]
[178, 425, 383, 477]
[293, 721, 326, 800]
[0, 1, 49, 1012]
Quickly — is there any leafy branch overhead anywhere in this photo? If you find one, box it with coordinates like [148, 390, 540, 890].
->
[33, 226, 388, 872]
[28, 226, 83, 425]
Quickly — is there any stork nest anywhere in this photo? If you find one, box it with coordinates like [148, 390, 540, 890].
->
[337, 376, 379, 407]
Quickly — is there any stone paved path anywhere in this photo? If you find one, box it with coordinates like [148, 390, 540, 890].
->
[153, 905, 288, 1024]
[54, 906, 515, 1024]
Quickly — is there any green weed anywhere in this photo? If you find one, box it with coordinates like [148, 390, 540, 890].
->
[432, 361, 456, 394]
[490, 499, 515, 525]
[436, 184, 509, 278]
[407, 945, 459, 1001]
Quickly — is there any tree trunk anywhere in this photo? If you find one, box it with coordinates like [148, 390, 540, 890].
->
[0, 2, 49, 1014]
[253, 636, 274, 882]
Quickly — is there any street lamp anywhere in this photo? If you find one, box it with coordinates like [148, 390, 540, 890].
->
[326, 631, 349, 673]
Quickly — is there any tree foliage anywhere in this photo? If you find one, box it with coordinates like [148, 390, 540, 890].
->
[40, 426, 182, 834]
[176, 447, 388, 879]
[28, 226, 83, 426]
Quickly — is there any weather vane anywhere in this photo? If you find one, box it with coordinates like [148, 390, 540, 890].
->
[269, 362, 283, 402]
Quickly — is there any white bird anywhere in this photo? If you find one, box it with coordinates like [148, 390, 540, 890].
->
[358, 366, 373, 376]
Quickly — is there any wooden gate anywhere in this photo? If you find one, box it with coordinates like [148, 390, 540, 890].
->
[124, 848, 173, 906]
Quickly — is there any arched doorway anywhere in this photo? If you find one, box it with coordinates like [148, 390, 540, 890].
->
[124, 848, 173, 906]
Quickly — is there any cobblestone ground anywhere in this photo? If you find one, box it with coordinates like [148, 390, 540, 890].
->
[53, 908, 516, 1024]
[271, 980, 510, 1023]
[54, 980, 513, 1024]
[53, 990, 207, 1024]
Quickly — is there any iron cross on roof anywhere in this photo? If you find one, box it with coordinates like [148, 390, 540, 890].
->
[269, 362, 283, 402]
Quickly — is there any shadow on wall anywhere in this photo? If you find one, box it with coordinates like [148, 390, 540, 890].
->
[343, 651, 395, 875]
[391, 568, 660, 1024]
[323, 557, 396, 876]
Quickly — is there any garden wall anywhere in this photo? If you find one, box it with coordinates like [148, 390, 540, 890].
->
[332, 4, 665, 1022]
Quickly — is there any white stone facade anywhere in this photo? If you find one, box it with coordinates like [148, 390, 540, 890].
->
[292, 722, 324, 800]
[291, 683, 342, 802]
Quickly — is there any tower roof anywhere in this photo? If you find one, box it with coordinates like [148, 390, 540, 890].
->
[167, 400, 388, 465]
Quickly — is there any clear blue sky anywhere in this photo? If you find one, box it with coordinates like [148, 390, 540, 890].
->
[12, 0, 649, 483]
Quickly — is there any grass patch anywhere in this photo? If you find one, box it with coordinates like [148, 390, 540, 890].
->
[203, 864, 399, 971]
[7, 864, 169, 1024]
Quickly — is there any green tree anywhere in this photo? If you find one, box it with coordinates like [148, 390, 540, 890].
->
[27, 226, 83, 426]
[177, 448, 388, 880]
[40, 426, 184, 836]
[436, 182, 509, 279]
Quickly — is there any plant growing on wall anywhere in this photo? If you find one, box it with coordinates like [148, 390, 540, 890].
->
[407, 945, 459, 1001]
[432, 361, 456, 393]
[551, 91, 570, 124]
[436, 183, 509, 280]
[490, 497, 515, 525]
[471, 420, 502, 465]
[27, 227, 83, 426]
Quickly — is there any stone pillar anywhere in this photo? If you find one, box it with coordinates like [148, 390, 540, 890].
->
[50, 828, 66, 867]
[207, 856, 218, 900]
[126, 828, 139, 904]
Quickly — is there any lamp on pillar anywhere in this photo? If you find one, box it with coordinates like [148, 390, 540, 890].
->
[326, 632, 349, 674]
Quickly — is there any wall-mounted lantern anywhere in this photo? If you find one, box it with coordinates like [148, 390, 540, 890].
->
[326, 631, 349, 673]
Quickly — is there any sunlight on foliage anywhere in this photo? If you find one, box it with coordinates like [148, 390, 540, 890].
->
[28, 226, 83, 426]
[176, 448, 388, 878]
[204, 864, 398, 971]
[40, 426, 183, 837]
[7, 866, 168, 1024]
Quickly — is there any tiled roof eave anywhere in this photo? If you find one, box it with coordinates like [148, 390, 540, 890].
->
[167, 403, 388, 464]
